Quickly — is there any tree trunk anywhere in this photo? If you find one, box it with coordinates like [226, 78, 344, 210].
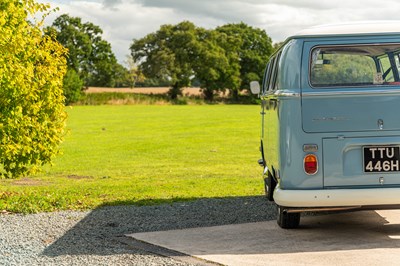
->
[202, 88, 214, 101]
[231, 89, 239, 101]
[168, 84, 182, 100]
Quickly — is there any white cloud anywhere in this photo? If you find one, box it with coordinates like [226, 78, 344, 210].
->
[42, 0, 179, 63]
[40, 0, 400, 64]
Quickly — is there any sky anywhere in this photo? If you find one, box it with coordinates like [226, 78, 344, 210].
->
[39, 0, 400, 64]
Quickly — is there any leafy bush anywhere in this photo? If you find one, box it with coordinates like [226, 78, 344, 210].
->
[63, 68, 84, 105]
[0, 1, 67, 178]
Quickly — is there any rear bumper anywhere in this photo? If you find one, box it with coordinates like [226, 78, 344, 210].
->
[274, 185, 400, 208]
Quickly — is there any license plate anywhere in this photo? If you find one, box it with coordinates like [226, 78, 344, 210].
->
[363, 146, 400, 172]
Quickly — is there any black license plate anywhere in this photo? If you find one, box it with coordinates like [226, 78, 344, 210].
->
[363, 146, 400, 172]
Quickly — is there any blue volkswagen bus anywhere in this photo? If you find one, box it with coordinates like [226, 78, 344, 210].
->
[251, 21, 400, 228]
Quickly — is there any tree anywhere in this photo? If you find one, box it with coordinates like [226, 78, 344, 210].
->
[47, 14, 118, 88]
[273, 42, 284, 52]
[130, 21, 274, 101]
[88, 39, 118, 87]
[113, 63, 130, 88]
[124, 56, 145, 88]
[130, 21, 198, 99]
[63, 68, 84, 105]
[192, 28, 240, 101]
[0, 1, 67, 178]
[216, 23, 274, 98]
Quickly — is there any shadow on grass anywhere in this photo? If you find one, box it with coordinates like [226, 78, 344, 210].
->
[42, 196, 274, 257]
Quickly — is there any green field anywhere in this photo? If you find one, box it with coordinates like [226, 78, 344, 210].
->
[0, 105, 263, 213]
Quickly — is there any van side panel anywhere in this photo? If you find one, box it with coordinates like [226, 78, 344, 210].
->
[263, 98, 278, 176]
[263, 39, 325, 190]
[263, 40, 303, 184]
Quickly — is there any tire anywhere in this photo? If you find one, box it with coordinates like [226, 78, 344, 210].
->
[277, 205, 300, 229]
[264, 170, 276, 201]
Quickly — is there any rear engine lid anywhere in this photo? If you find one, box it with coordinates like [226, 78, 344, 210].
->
[323, 136, 400, 188]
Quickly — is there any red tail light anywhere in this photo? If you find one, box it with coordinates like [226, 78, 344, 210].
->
[304, 154, 318, 175]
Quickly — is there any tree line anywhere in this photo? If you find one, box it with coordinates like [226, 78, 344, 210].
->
[47, 14, 276, 103]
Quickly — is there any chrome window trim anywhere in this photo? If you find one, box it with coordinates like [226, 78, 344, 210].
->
[262, 90, 300, 98]
[302, 88, 400, 97]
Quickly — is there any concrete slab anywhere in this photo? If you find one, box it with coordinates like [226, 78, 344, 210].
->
[127, 210, 400, 266]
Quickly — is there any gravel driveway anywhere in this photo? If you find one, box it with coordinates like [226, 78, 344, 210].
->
[0, 196, 276, 265]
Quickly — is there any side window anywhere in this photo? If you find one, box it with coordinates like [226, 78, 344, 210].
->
[268, 51, 282, 91]
[273, 52, 282, 90]
[262, 62, 272, 94]
[263, 57, 275, 92]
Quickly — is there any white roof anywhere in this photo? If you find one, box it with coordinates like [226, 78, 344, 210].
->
[293, 21, 400, 38]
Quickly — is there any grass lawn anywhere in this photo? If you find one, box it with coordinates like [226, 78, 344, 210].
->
[0, 105, 264, 213]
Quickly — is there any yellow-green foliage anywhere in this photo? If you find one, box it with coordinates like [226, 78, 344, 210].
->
[0, 1, 67, 178]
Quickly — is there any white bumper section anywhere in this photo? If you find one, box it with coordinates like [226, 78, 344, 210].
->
[273, 185, 400, 207]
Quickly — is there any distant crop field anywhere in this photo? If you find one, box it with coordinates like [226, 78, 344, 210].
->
[86, 87, 203, 95]
[0, 105, 263, 213]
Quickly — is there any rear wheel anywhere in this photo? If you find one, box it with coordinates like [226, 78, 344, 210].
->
[277, 205, 300, 229]
[264, 170, 276, 201]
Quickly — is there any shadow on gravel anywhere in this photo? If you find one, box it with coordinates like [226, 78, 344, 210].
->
[42, 196, 275, 257]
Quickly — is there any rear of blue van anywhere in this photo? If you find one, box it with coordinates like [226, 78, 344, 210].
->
[271, 34, 400, 228]
[303, 42, 400, 188]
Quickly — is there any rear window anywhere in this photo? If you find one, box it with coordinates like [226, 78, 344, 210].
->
[310, 44, 400, 87]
